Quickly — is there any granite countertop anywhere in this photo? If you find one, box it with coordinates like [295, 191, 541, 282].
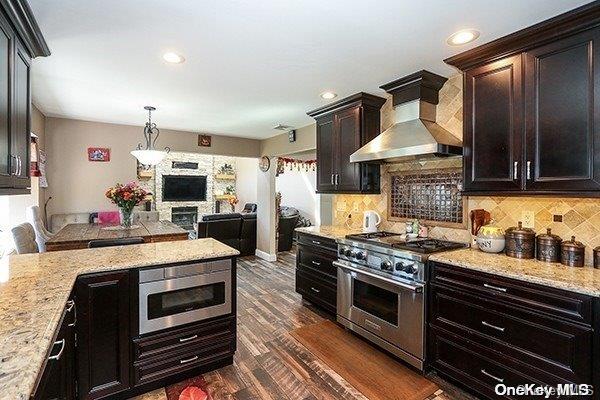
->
[0, 239, 239, 400]
[429, 248, 600, 297]
[295, 225, 361, 241]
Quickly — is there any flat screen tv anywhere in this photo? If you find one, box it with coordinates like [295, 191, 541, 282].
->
[162, 175, 207, 202]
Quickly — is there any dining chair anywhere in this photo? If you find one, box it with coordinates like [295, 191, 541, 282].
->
[11, 223, 39, 254]
[26, 206, 53, 252]
[88, 237, 145, 248]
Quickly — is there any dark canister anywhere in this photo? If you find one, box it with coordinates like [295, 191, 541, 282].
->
[561, 236, 585, 267]
[536, 228, 562, 262]
[505, 221, 536, 259]
[594, 246, 600, 269]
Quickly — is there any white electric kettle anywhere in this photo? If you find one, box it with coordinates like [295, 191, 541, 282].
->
[362, 210, 381, 233]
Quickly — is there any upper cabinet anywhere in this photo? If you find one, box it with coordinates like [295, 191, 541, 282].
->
[446, 2, 600, 196]
[0, 0, 50, 195]
[307, 93, 386, 194]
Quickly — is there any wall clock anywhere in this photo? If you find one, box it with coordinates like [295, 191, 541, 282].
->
[259, 156, 270, 172]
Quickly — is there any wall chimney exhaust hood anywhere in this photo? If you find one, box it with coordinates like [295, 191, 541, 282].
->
[350, 70, 462, 163]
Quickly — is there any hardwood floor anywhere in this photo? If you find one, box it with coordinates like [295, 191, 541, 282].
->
[131, 250, 471, 400]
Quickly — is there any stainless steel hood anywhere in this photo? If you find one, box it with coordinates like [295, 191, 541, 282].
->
[350, 70, 463, 163]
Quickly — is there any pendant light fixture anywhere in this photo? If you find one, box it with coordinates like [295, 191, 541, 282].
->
[131, 106, 170, 166]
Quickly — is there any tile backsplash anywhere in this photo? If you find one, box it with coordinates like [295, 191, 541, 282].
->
[332, 73, 600, 266]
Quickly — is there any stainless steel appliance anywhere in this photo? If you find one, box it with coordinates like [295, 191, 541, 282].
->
[139, 259, 232, 335]
[336, 232, 465, 370]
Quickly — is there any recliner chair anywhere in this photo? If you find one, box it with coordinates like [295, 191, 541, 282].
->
[197, 213, 243, 250]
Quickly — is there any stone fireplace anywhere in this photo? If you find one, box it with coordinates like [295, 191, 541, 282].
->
[171, 206, 198, 231]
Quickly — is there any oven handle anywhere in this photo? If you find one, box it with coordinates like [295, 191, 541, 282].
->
[333, 261, 423, 293]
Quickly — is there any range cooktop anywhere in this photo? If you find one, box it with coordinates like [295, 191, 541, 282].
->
[345, 232, 467, 254]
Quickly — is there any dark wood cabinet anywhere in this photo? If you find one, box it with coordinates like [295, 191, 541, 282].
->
[0, 1, 49, 195]
[428, 262, 598, 399]
[447, 2, 600, 196]
[308, 92, 385, 194]
[32, 298, 77, 400]
[524, 28, 600, 191]
[464, 55, 523, 192]
[75, 271, 130, 400]
[295, 232, 338, 313]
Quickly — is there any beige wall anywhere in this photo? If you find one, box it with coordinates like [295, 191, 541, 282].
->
[31, 104, 46, 211]
[260, 123, 316, 156]
[44, 117, 261, 215]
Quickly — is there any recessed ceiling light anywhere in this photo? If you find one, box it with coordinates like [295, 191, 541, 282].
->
[163, 52, 185, 64]
[320, 92, 337, 100]
[447, 29, 480, 46]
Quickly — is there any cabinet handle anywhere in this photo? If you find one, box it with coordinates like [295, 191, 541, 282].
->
[526, 161, 531, 180]
[66, 300, 77, 327]
[481, 369, 504, 383]
[311, 240, 321, 245]
[311, 260, 321, 266]
[310, 287, 320, 293]
[483, 283, 507, 293]
[179, 355, 199, 364]
[17, 155, 21, 176]
[481, 320, 505, 332]
[513, 161, 518, 179]
[48, 339, 66, 361]
[179, 334, 198, 343]
[335, 174, 339, 185]
[331, 174, 334, 185]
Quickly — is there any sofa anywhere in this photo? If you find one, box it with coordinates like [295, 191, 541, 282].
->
[197, 212, 256, 256]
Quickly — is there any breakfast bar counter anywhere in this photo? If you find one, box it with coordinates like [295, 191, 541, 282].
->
[0, 239, 239, 400]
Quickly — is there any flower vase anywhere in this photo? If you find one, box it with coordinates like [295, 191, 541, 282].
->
[120, 208, 134, 228]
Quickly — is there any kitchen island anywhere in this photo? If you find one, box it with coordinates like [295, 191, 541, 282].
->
[0, 238, 239, 400]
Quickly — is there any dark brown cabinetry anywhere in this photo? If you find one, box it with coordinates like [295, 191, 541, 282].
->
[75, 271, 131, 400]
[0, 1, 49, 195]
[295, 232, 338, 313]
[447, 2, 600, 196]
[32, 298, 77, 400]
[428, 262, 598, 399]
[308, 93, 386, 194]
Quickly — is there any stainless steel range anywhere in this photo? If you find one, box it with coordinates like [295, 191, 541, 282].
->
[335, 232, 466, 370]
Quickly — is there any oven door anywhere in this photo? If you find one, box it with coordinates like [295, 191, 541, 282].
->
[335, 261, 425, 360]
[139, 269, 232, 335]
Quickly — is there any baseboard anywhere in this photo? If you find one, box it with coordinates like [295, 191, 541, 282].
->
[255, 249, 277, 262]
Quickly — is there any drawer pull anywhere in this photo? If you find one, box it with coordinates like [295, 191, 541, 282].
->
[179, 355, 199, 364]
[481, 369, 504, 383]
[48, 339, 66, 361]
[310, 287, 320, 293]
[481, 321, 505, 333]
[179, 334, 198, 343]
[311, 260, 321, 266]
[483, 283, 507, 293]
[312, 240, 321, 245]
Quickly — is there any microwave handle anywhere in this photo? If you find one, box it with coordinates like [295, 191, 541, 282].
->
[333, 261, 423, 293]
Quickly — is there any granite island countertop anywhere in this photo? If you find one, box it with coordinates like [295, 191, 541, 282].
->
[295, 225, 361, 241]
[429, 248, 600, 297]
[0, 238, 239, 400]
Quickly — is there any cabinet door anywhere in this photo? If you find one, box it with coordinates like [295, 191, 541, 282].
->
[335, 106, 361, 192]
[316, 115, 336, 192]
[33, 300, 76, 400]
[464, 55, 523, 192]
[12, 39, 30, 188]
[524, 29, 600, 191]
[76, 271, 130, 399]
[0, 13, 12, 188]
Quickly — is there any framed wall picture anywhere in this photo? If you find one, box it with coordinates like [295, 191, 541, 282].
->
[88, 147, 110, 162]
[198, 134, 212, 147]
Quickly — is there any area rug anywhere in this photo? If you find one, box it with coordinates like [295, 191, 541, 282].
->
[290, 320, 439, 400]
[166, 375, 211, 400]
